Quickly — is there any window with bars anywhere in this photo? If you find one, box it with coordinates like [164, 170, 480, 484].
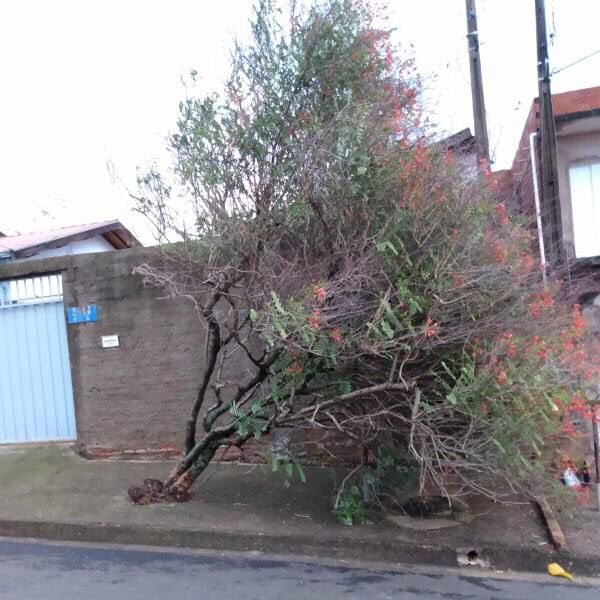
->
[0, 274, 63, 307]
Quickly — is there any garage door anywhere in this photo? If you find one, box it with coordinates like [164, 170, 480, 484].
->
[0, 274, 76, 443]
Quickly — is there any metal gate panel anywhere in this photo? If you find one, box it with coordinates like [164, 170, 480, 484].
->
[0, 275, 76, 443]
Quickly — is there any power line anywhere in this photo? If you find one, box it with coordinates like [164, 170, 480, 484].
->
[552, 48, 600, 75]
[549, 0, 557, 46]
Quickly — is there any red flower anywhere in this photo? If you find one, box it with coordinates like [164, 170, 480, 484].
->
[528, 290, 555, 318]
[414, 144, 428, 168]
[424, 317, 439, 338]
[286, 362, 303, 376]
[313, 285, 326, 302]
[496, 369, 508, 385]
[489, 238, 508, 264]
[452, 272, 466, 289]
[308, 310, 322, 330]
[495, 203, 509, 225]
[330, 327, 343, 344]
[518, 253, 536, 275]
[479, 157, 491, 178]
[572, 304, 585, 337]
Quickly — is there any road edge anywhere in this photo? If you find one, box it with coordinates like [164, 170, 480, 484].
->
[0, 517, 597, 576]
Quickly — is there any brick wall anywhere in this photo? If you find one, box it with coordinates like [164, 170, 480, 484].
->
[0, 249, 207, 456]
[0, 249, 363, 465]
[68, 250, 212, 456]
[511, 99, 539, 221]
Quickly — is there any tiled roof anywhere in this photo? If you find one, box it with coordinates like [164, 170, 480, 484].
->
[0, 220, 139, 256]
[551, 85, 600, 117]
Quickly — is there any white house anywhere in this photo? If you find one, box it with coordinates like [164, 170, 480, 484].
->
[0, 220, 139, 263]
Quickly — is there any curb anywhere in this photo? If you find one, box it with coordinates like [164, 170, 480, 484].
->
[535, 498, 568, 551]
[1, 517, 599, 576]
[0, 518, 457, 567]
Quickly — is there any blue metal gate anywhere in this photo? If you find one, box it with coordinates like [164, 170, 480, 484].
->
[0, 274, 76, 443]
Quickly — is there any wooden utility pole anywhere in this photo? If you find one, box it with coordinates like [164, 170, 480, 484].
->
[465, 0, 490, 163]
[535, 0, 563, 265]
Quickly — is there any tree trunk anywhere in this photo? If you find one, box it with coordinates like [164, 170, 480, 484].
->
[127, 439, 222, 505]
[127, 416, 259, 505]
[164, 439, 222, 497]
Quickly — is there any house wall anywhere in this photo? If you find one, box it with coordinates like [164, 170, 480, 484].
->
[506, 101, 539, 228]
[16, 235, 115, 262]
[555, 127, 600, 260]
[0, 249, 207, 456]
[0, 249, 360, 464]
[508, 114, 600, 261]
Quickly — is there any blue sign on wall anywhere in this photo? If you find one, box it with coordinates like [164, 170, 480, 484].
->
[67, 304, 98, 324]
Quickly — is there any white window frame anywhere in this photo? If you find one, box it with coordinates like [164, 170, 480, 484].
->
[569, 160, 600, 259]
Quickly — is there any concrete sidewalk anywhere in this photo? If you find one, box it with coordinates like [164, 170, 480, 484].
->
[558, 505, 600, 559]
[0, 446, 596, 576]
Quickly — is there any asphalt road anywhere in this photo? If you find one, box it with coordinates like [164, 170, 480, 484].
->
[0, 539, 596, 599]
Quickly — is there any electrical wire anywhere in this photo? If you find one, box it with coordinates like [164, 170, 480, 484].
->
[552, 48, 600, 75]
[550, 0, 557, 46]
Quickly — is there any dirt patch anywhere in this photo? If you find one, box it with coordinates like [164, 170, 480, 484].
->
[400, 495, 452, 518]
[127, 479, 191, 505]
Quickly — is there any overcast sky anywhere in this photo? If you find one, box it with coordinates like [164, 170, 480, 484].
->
[1, 0, 600, 242]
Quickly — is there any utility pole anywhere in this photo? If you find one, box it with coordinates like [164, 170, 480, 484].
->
[535, 0, 563, 265]
[594, 407, 600, 512]
[465, 0, 490, 164]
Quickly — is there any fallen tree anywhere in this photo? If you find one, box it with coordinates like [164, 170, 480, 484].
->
[128, 0, 596, 512]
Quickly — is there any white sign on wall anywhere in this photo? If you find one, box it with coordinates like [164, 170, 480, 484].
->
[101, 335, 120, 349]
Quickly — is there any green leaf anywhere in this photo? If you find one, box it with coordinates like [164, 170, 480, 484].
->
[295, 461, 306, 483]
[288, 202, 306, 217]
[249, 308, 258, 322]
[274, 318, 288, 339]
[491, 438, 507, 454]
[518, 451, 532, 472]
[376, 240, 399, 256]
[380, 319, 394, 339]
[440, 361, 458, 382]
[271, 291, 285, 314]
[446, 392, 457, 405]
[271, 385, 283, 403]
[356, 166, 367, 175]
[229, 402, 242, 418]
[338, 514, 353, 526]
[382, 299, 402, 327]
[337, 380, 352, 395]
[408, 298, 421, 315]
